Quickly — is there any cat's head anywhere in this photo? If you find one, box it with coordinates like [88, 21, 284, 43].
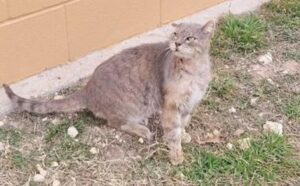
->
[169, 20, 215, 59]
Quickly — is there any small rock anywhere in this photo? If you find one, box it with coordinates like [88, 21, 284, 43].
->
[54, 95, 64, 100]
[33, 174, 45, 182]
[234, 128, 245, 137]
[213, 129, 220, 137]
[206, 133, 214, 138]
[173, 171, 186, 180]
[42, 117, 48, 122]
[138, 138, 144, 144]
[258, 113, 264, 117]
[0, 142, 5, 151]
[258, 52, 272, 64]
[36, 164, 47, 176]
[282, 70, 289, 75]
[67, 126, 79, 138]
[267, 78, 275, 85]
[51, 162, 59, 168]
[226, 143, 234, 150]
[89, 147, 98, 154]
[238, 138, 251, 150]
[263, 121, 283, 135]
[51, 118, 61, 125]
[0, 121, 4, 127]
[52, 180, 60, 186]
[229, 107, 236, 113]
[250, 97, 259, 106]
[115, 135, 120, 139]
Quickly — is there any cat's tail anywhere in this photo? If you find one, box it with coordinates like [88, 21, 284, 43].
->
[3, 84, 87, 114]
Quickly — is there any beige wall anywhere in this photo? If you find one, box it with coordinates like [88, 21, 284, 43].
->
[0, 0, 225, 84]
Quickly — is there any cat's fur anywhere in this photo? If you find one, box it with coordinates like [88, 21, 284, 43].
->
[3, 21, 214, 165]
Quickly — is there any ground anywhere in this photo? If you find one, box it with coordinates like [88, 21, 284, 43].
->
[1, 0, 300, 185]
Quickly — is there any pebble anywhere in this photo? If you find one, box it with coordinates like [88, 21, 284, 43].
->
[36, 164, 47, 176]
[42, 117, 48, 122]
[51, 118, 61, 125]
[258, 52, 272, 64]
[54, 95, 64, 100]
[52, 180, 61, 186]
[238, 138, 251, 150]
[229, 107, 237, 113]
[226, 143, 234, 150]
[138, 138, 144, 144]
[67, 126, 79, 138]
[258, 113, 264, 117]
[267, 78, 275, 85]
[89, 147, 98, 154]
[250, 97, 259, 106]
[0, 121, 4, 127]
[33, 174, 45, 182]
[51, 161, 59, 168]
[213, 129, 220, 137]
[263, 121, 283, 135]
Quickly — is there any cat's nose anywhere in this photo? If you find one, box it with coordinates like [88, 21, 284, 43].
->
[175, 42, 181, 47]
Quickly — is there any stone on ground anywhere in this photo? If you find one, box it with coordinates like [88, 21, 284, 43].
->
[263, 121, 283, 135]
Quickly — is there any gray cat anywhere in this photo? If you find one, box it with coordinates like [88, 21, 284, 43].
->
[3, 20, 214, 165]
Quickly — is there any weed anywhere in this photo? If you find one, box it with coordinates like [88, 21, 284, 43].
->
[0, 128, 22, 146]
[283, 50, 300, 61]
[211, 14, 266, 57]
[265, 0, 300, 29]
[46, 118, 86, 142]
[180, 134, 300, 185]
[45, 118, 91, 161]
[12, 151, 29, 169]
[210, 75, 235, 99]
[283, 96, 300, 122]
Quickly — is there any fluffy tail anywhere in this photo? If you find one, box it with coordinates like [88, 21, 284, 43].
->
[3, 84, 86, 114]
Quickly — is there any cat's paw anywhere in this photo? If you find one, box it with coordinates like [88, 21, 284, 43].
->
[169, 149, 184, 165]
[182, 132, 192, 143]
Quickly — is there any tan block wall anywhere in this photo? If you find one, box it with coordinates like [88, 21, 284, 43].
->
[0, 0, 8, 22]
[0, 0, 225, 84]
[161, 0, 226, 23]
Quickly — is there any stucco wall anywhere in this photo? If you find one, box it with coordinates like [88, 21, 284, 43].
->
[0, 0, 225, 84]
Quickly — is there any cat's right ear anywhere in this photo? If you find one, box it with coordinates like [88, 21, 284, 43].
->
[201, 20, 215, 36]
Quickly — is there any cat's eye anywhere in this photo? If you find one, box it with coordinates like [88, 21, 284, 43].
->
[186, 36, 197, 41]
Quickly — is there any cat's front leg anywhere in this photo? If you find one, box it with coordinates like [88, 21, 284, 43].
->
[162, 101, 184, 165]
[181, 114, 192, 143]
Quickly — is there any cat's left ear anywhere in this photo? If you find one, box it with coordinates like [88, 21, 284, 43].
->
[201, 20, 215, 36]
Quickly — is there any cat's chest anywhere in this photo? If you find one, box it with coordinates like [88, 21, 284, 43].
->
[186, 79, 204, 105]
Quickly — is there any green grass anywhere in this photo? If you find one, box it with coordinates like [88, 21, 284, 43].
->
[180, 134, 300, 185]
[46, 119, 85, 142]
[283, 96, 300, 122]
[262, 0, 300, 43]
[12, 151, 30, 169]
[283, 50, 300, 61]
[0, 128, 22, 146]
[212, 14, 266, 57]
[210, 75, 235, 99]
[265, 0, 300, 29]
[45, 117, 91, 161]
